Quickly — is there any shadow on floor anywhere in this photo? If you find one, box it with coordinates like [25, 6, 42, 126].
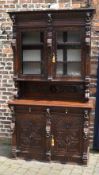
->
[90, 149, 99, 154]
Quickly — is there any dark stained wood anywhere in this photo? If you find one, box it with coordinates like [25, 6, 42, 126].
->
[8, 9, 95, 164]
[16, 111, 46, 160]
[51, 111, 84, 163]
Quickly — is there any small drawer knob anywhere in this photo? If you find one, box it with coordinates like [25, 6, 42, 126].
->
[65, 109, 68, 114]
[46, 108, 50, 114]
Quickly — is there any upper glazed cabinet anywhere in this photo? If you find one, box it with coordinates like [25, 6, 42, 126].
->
[9, 9, 94, 81]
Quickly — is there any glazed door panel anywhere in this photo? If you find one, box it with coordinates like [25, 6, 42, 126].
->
[51, 112, 83, 162]
[52, 29, 85, 80]
[16, 111, 46, 160]
[17, 29, 47, 80]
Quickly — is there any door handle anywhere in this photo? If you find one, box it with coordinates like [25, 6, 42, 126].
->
[52, 54, 56, 63]
[51, 135, 55, 147]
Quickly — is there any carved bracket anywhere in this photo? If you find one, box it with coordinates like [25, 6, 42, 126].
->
[14, 81, 20, 99]
[11, 14, 16, 24]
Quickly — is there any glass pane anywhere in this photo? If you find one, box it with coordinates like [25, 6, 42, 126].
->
[22, 32, 41, 44]
[67, 63, 81, 76]
[57, 32, 63, 42]
[67, 31, 81, 42]
[67, 49, 81, 62]
[23, 50, 41, 62]
[57, 49, 63, 62]
[57, 31, 81, 43]
[56, 63, 63, 75]
[23, 62, 41, 74]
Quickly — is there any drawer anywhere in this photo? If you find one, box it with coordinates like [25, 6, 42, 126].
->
[15, 105, 45, 113]
[15, 105, 84, 115]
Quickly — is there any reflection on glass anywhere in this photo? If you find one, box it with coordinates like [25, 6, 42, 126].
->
[23, 62, 41, 74]
[57, 32, 63, 42]
[22, 32, 41, 44]
[67, 63, 81, 76]
[67, 49, 81, 62]
[57, 31, 81, 43]
[23, 50, 41, 61]
[67, 31, 81, 42]
[56, 63, 63, 75]
[57, 49, 63, 61]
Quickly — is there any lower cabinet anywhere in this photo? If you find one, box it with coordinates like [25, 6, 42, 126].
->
[11, 105, 90, 164]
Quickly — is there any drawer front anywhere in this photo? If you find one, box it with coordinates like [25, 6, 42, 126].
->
[15, 106, 45, 113]
[15, 105, 84, 115]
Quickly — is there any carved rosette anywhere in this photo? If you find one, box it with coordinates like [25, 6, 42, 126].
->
[85, 12, 91, 46]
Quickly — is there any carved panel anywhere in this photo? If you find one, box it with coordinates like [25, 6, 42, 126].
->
[16, 112, 46, 159]
[51, 112, 83, 160]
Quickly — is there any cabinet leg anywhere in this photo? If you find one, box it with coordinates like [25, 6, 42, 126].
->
[12, 146, 17, 158]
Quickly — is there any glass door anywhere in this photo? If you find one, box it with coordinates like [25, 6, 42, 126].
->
[54, 30, 83, 79]
[19, 29, 47, 80]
